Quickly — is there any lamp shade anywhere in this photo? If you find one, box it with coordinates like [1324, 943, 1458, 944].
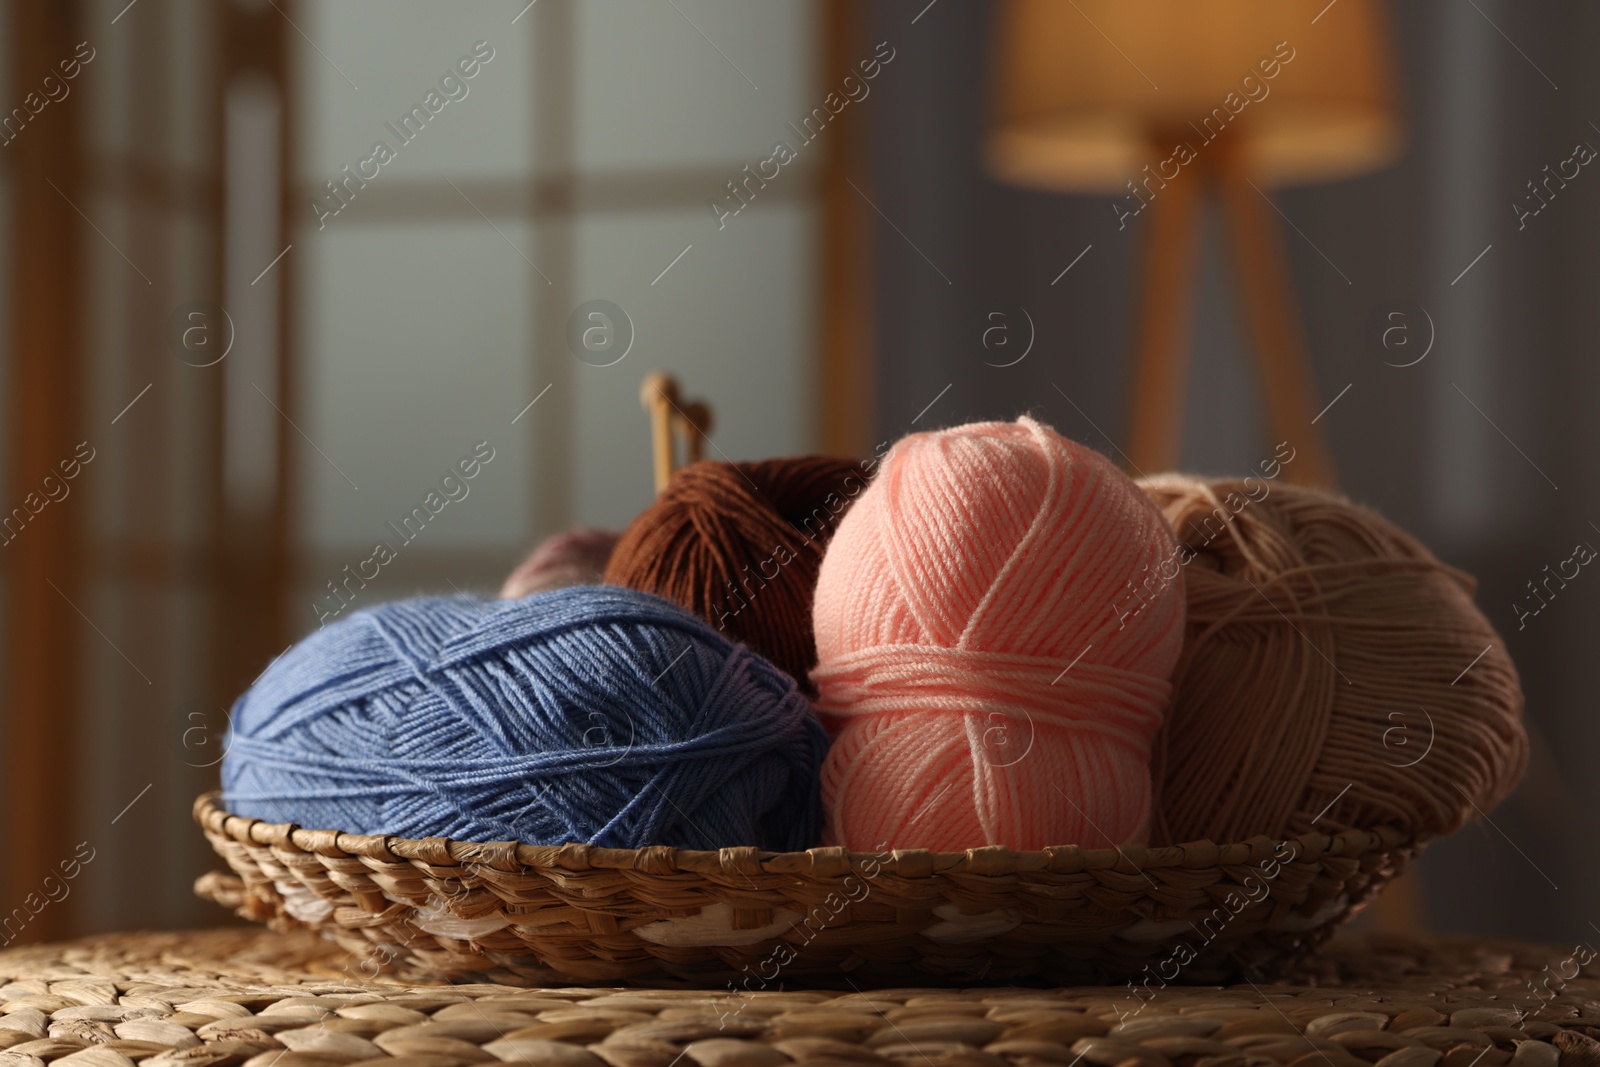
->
[987, 0, 1402, 192]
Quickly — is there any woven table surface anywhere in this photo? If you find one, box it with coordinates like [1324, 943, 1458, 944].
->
[0, 929, 1593, 1067]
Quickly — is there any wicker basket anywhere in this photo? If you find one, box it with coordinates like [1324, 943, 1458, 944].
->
[193, 792, 1418, 987]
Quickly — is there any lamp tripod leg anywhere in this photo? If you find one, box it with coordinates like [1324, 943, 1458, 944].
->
[1215, 152, 1339, 490]
[1126, 165, 1204, 476]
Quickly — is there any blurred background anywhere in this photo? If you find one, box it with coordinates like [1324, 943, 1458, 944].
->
[0, 0, 1592, 952]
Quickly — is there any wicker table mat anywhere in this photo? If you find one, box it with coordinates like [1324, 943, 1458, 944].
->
[0, 929, 1594, 1067]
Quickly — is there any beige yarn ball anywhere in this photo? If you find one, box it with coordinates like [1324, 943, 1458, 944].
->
[1138, 475, 1527, 847]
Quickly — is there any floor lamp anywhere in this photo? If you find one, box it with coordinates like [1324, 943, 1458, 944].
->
[986, 0, 1403, 488]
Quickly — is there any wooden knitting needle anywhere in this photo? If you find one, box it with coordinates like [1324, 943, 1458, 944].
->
[676, 401, 713, 464]
[640, 373, 679, 494]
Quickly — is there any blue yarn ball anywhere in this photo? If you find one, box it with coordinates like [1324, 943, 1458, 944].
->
[221, 586, 829, 851]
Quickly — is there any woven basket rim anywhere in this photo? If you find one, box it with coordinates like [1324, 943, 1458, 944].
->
[194, 791, 1415, 878]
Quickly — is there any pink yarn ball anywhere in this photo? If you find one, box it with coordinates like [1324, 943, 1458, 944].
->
[500, 528, 620, 598]
[811, 417, 1185, 852]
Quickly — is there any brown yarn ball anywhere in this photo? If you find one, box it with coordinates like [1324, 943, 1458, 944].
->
[604, 456, 868, 691]
[1138, 474, 1527, 848]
